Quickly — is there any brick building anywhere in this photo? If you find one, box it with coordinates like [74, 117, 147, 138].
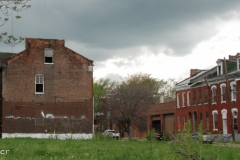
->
[146, 97, 175, 136]
[1, 38, 94, 139]
[175, 53, 240, 140]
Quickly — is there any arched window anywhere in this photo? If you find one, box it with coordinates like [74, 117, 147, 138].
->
[177, 94, 180, 108]
[220, 83, 226, 103]
[221, 109, 227, 134]
[230, 81, 237, 102]
[182, 92, 185, 107]
[232, 108, 238, 130]
[212, 110, 218, 131]
[187, 91, 191, 106]
[211, 85, 217, 104]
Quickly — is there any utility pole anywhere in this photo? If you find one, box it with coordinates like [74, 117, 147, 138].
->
[204, 77, 211, 131]
[224, 57, 235, 141]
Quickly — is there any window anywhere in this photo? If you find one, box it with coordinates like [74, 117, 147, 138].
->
[230, 81, 236, 101]
[178, 115, 181, 131]
[212, 110, 218, 131]
[204, 88, 208, 104]
[182, 92, 185, 107]
[198, 89, 202, 104]
[221, 109, 227, 134]
[187, 91, 190, 106]
[238, 58, 240, 71]
[206, 112, 209, 130]
[35, 74, 44, 93]
[177, 94, 180, 108]
[193, 90, 196, 106]
[178, 115, 180, 122]
[44, 48, 53, 63]
[211, 85, 217, 104]
[217, 61, 223, 75]
[220, 83, 226, 103]
[183, 115, 186, 128]
[199, 113, 202, 121]
[232, 108, 238, 130]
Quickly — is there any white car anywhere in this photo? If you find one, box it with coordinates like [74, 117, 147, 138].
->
[102, 130, 120, 139]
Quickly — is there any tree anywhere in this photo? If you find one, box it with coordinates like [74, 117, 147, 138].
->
[108, 73, 161, 139]
[93, 78, 112, 109]
[0, 0, 31, 46]
[159, 78, 176, 99]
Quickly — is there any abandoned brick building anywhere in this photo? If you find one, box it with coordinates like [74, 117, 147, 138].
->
[0, 38, 93, 139]
[146, 97, 175, 137]
[175, 53, 240, 140]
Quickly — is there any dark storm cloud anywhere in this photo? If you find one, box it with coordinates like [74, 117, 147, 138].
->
[1, 0, 240, 60]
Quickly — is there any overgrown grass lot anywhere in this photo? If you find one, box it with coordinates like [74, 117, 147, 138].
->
[0, 138, 240, 160]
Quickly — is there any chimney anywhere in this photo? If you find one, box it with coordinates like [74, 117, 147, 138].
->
[160, 94, 164, 103]
[229, 53, 240, 60]
[190, 69, 199, 77]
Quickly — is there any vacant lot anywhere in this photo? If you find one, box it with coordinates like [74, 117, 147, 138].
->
[0, 138, 240, 160]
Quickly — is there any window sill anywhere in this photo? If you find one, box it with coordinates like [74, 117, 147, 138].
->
[221, 101, 226, 104]
[204, 103, 208, 105]
[198, 103, 202, 106]
[231, 99, 236, 102]
[213, 129, 218, 131]
[212, 102, 217, 105]
[35, 92, 45, 94]
[44, 63, 54, 65]
[182, 106, 186, 108]
[192, 104, 196, 106]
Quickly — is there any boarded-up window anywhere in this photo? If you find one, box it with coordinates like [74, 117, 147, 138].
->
[44, 49, 53, 63]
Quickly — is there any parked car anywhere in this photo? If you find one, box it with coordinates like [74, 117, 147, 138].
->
[146, 133, 163, 141]
[102, 130, 120, 139]
[192, 132, 214, 144]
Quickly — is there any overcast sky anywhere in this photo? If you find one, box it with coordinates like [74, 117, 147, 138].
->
[1, 0, 240, 82]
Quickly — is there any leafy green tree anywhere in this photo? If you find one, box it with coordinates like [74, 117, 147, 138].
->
[93, 78, 112, 109]
[108, 73, 162, 139]
[0, 0, 31, 46]
[159, 78, 176, 98]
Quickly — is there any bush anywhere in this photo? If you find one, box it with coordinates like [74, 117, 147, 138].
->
[171, 120, 216, 160]
[163, 131, 170, 141]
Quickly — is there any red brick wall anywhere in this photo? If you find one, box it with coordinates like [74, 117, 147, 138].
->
[2, 38, 93, 134]
[2, 101, 93, 133]
[176, 81, 240, 134]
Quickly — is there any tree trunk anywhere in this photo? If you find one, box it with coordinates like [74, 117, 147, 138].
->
[128, 120, 132, 139]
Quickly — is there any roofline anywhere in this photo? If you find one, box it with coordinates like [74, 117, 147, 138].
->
[65, 47, 93, 63]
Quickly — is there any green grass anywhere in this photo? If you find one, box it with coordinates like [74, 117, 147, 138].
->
[0, 138, 239, 160]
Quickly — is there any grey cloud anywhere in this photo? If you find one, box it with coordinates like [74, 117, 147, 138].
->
[1, 0, 240, 60]
[104, 73, 122, 81]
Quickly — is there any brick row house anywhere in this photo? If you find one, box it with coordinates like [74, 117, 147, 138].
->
[0, 38, 94, 139]
[175, 53, 240, 140]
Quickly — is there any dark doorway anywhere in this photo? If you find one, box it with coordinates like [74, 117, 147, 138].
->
[152, 120, 161, 133]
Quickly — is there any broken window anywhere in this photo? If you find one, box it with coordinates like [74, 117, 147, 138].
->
[44, 48, 53, 63]
[35, 74, 44, 93]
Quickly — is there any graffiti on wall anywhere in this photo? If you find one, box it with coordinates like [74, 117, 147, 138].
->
[4, 111, 92, 133]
